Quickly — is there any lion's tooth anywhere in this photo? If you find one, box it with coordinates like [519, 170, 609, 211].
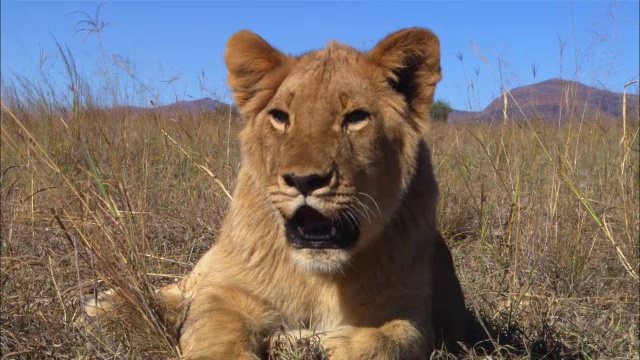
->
[298, 226, 304, 235]
[330, 227, 337, 236]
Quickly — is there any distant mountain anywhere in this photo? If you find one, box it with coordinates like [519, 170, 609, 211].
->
[449, 78, 639, 123]
[112, 80, 639, 124]
[156, 97, 228, 113]
[113, 97, 232, 117]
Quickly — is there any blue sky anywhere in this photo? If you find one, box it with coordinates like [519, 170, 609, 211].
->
[2, 1, 639, 111]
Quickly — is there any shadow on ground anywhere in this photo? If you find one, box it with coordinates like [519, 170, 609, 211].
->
[435, 308, 589, 359]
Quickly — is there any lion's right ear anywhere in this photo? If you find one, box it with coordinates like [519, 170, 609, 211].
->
[366, 28, 442, 119]
[225, 30, 294, 115]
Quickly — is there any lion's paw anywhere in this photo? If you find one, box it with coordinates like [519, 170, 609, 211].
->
[82, 289, 119, 318]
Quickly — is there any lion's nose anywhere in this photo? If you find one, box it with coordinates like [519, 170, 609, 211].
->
[282, 171, 333, 196]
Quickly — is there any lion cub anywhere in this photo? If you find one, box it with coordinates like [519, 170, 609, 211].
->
[86, 28, 466, 359]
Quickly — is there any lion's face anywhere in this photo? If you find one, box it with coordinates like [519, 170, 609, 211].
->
[225, 29, 442, 273]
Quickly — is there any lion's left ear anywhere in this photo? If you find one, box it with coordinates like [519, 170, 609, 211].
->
[366, 28, 442, 118]
[225, 30, 296, 116]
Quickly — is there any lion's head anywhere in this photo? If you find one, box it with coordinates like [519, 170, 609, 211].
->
[225, 28, 441, 273]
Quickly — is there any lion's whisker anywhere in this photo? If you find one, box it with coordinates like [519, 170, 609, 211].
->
[346, 202, 371, 225]
[352, 196, 375, 223]
[358, 192, 382, 218]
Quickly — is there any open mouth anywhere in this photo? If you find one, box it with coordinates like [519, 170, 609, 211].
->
[285, 206, 359, 249]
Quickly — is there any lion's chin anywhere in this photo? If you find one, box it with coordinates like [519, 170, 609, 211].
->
[289, 248, 352, 274]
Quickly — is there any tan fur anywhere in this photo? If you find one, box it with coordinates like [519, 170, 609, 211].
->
[85, 28, 466, 359]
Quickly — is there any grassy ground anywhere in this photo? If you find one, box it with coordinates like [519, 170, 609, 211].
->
[1, 91, 639, 359]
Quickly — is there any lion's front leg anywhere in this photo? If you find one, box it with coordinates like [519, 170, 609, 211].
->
[179, 285, 284, 359]
[321, 320, 432, 360]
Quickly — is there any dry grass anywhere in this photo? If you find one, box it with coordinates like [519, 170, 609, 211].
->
[1, 48, 638, 360]
[1, 92, 240, 358]
[429, 117, 639, 358]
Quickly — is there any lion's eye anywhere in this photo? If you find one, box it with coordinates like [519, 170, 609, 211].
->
[269, 109, 290, 125]
[343, 110, 370, 126]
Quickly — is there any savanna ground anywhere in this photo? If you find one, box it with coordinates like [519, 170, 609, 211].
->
[1, 44, 639, 360]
